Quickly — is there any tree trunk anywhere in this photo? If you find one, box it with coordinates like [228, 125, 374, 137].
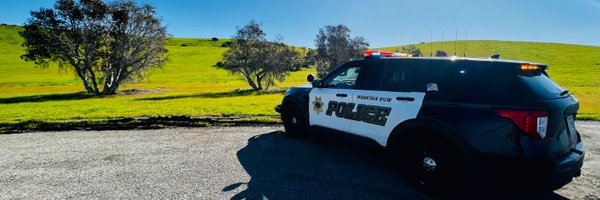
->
[255, 74, 263, 91]
[265, 80, 271, 90]
[82, 81, 97, 95]
[88, 68, 100, 94]
[242, 72, 260, 90]
[74, 68, 99, 95]
[101, 73, 120, 95]
[105, 83, 119, 95]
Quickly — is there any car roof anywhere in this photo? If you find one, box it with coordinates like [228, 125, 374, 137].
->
[363, 56, 547, 66]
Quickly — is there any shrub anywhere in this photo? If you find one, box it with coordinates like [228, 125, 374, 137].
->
[221, 41, 231, 47]
[435, 50, 448, 57]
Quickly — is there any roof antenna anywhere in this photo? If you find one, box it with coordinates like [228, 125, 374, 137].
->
[430, 29, 433, 57]
[464, 29, 468, 57]
[441, 31, 444, 52]
[454, 27, 458, 56]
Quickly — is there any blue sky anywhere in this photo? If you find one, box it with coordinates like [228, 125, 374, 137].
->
[2, 0, 600, 48]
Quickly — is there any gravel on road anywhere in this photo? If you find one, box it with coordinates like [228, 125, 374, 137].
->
[0, 121, 598, 199]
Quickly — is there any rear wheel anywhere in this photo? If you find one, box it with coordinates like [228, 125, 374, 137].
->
[402, 133, 467, 195]
[281, 104, 308, 138]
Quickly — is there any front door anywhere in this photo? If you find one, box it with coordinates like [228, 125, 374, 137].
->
[309, 64, 362, 133]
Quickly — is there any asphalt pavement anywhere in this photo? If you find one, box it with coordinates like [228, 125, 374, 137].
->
[0, 121, 599, 199]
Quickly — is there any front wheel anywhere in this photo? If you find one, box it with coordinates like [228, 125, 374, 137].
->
[281, 104, 308, 138]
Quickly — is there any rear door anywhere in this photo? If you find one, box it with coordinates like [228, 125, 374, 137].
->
[309, 62, 363, 133]
[350, 59, 426, 146]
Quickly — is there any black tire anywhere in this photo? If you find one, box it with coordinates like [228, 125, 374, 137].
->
[281, 104, 308, 138]
[403, 133, 467, 196]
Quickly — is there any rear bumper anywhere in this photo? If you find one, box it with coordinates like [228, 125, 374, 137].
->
[545, 142, 585, 189]
[547, 153, 583, 189]
[474, 141, 584, 190]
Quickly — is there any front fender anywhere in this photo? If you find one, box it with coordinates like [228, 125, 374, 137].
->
[281, 87, 312, 121]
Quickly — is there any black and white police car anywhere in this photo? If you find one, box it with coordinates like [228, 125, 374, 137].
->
[275, 50, 584, 192]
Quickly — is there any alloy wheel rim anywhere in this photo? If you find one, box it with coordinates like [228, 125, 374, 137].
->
[423, 156, 437, 172]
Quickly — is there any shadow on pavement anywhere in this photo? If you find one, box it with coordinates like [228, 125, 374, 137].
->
[228, 130, 427, 199]
[228, 130, 570, 200]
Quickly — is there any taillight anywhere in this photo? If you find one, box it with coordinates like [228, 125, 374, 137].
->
[495, 109, 548, 139]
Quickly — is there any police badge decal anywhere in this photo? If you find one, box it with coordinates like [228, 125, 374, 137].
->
[313, 96, 323, 114]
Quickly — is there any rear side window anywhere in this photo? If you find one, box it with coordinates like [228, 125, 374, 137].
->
[449, 61, 521, 104]
[356, 60, 418, 92]
[450, 62, 569, 103]
[354, 59, 562, 103]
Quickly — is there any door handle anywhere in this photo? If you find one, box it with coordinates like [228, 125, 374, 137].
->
[336, 93, 348, 97]
[396, 97, 415, 101]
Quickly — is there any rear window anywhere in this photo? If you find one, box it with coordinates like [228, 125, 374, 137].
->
[519, 71, 566, 99]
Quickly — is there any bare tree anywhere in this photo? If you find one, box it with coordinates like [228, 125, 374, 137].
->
[314, 25, 368, 77]
[216, 21, 302, 90]
[20, 0, 168, 95]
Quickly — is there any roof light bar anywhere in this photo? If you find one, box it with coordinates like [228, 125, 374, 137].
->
[363, 50, 414, 58]
[521, 64, 539, 70]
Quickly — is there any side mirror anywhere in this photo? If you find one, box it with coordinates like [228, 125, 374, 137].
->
[307, 74, 315, 82]
[311, 80, 322, 88]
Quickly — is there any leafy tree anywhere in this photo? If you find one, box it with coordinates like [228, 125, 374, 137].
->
[102, 1, 168, 94]
[314, 25, 368, 77]
[216, 21, 302, 90]
[302, 48, 317, 68]
[20, 0, 168, 95]
[435, 50, 448, 57]
[401, 44, 421, 56]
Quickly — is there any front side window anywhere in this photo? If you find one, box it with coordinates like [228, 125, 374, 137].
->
[322, 66, 361, 89]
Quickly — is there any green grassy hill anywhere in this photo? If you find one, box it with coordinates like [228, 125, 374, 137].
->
[0, 24, 598, 127]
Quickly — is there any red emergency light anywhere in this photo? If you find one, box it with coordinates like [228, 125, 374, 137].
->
[363, 50, 415, 58]
[363, 50, 395, 57]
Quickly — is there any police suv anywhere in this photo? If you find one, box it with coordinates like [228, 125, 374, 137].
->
[275, 51, 584, 192]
